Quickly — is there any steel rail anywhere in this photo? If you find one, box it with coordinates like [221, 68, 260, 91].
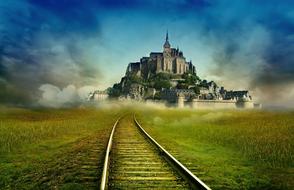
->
[100, 117, 121, 190]
[134, 115, 211, 190]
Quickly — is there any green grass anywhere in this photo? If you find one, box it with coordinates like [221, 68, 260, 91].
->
[136, 108, 294, 189]
[0, 107, 120, 153]
[0, 105, 293, 189]
[0, 106, 122, 189]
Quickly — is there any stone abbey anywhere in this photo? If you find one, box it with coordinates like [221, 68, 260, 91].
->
[127, 32, 196, 78]
[89, 32, 260, 109]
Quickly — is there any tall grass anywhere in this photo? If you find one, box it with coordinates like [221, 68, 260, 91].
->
[0, 106, 292, 189]
[137, 109, 294, 189]
[0, 107, 119, 153]
[139, 109, 294, 168]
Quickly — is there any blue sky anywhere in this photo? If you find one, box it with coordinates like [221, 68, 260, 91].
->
[0, 0, 293, 106]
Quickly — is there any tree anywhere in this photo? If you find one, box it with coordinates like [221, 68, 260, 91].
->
[190, 86, 200, 94]
[182, 73, 200, 85]
[176, 82, 189, 89]
[146, 73, 172, 90]
[108, 83, 121, 98]
[128, 74, 143, 84]
[154, 80, 171, 90]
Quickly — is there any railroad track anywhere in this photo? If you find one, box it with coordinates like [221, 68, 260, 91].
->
[100, 115, 211, 190]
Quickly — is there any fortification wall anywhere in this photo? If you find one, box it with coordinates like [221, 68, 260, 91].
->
[189, 100, 236, 109]
[236, 101, 255, 109]
[177, 96, 185, 108]
[186, 99, 256, 109]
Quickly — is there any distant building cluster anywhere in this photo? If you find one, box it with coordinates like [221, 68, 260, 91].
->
[197, 80, 252, 101]
[88, 90, 108, 101]
[89, 32, 259, 109]
[126, 32, 196, 79]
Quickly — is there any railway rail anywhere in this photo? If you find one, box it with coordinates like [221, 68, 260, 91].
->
[100, 115, 211, 190]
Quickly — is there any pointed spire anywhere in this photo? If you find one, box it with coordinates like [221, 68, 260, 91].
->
[166, 30, 169, 42]
[164, 30, 171, 48]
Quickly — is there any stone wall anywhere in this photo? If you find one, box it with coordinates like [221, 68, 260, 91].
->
[190, 99, 237, 109]
[182, 99, 257, 109]
[236, 101, 255, 109]
[177, 95, 185, 108]
[93, 93, 108, 101]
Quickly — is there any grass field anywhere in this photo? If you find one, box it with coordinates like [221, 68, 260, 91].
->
[136, 108, 294, 189]
[0, 105, 293, 189]
[0, 106, 122, 189]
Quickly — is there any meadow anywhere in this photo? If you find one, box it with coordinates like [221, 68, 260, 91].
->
[0, 106, 122, 189]
[136, 108, 294, 189]
[0, 105, 293, 189]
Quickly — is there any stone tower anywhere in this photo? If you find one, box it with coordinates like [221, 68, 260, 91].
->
[163, 31, 171, 50]
[126, 31, 196, 78]
[163, 31, 172, 72]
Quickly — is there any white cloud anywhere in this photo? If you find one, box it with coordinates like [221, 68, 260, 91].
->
[38, 84, 96, 107]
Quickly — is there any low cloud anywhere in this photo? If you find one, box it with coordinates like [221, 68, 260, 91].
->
[0, 1, 103, 106]
[38, 84, 96, 108]
[208, 24, 270, 90]
[200, 1, 294, 107]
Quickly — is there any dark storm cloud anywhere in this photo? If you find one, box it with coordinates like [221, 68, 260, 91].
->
[0, 0, 102, 105]
[198, 0, 294, 106]
[255, 6, 294, 84]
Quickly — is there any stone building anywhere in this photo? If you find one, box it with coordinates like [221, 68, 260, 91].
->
[161, 89, 196, 102]
[88, 90, 108, 101]
[126, 32, 196, 78]
[198, 81, 222, 100]
[224, 90, 252, 101]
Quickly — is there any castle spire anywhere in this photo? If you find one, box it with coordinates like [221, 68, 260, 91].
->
[166, 30, 169, 42]
[163, 31, 171, 48]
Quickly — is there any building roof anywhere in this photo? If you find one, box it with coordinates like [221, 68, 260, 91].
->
[150, 52, 163, 56]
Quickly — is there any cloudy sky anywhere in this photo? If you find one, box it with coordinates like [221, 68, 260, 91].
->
[0, 0, 293, 107]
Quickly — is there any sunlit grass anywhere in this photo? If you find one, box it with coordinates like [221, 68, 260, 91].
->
[137, 108, 294, 189]
[0, 105, 293, 189]
[0, 107, 119, 153]
[0, 106, 121, 189]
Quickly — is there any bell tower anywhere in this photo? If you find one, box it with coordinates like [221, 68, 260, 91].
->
[163, 31, 171, 53]
[163, 31, 172, 72]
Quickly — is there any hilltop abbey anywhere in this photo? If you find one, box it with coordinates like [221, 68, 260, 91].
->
[89, 32, 260, 109]
[127, 32, 196, 78]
